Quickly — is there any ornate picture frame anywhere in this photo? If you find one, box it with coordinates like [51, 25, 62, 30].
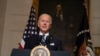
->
[33, 0, 90, 53]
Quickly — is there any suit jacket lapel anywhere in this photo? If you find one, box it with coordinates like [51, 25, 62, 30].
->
[46, 35, 55, 46]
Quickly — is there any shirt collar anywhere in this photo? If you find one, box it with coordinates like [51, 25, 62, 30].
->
[39, 31, 49, 36]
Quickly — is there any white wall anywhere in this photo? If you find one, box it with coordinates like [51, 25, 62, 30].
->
[0, 0, 32, 56]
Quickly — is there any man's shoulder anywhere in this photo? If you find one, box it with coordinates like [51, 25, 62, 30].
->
[27, 35, 39, 40]
[31, 34, 39, 37]
[50, 35, 61, 42]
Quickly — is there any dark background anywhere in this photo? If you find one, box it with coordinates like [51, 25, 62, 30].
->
[38, 0, 85, 53]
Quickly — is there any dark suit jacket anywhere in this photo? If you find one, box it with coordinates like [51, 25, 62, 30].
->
[24, 34, 63, 51]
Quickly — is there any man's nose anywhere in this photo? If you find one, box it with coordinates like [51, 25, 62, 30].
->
[43, 23, 46, 25]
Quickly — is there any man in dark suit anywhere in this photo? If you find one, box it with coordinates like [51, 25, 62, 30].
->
[24, 13, 63, 51]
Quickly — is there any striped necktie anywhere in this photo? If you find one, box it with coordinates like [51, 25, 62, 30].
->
[41, 35, 46, 46]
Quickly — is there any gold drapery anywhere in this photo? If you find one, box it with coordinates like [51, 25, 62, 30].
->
[32, 0, 39, 20]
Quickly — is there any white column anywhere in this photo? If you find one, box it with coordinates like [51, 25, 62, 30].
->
[90, 0, 100, 47]
[0, 0, 7, 55]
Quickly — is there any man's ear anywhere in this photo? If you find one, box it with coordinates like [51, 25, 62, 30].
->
[49, 24, 52, 29]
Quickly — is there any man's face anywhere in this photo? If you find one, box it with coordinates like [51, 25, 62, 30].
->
[38, 14, 52, 33]
[56, 4, 62, 11]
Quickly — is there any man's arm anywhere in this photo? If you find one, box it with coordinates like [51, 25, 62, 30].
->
[24, 38, 30, 49]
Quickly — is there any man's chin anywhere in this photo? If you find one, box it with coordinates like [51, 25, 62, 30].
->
[41, 29, 49, 33]
[42, 30, 48, 32]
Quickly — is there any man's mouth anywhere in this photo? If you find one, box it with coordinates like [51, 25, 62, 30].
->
[42, 26, 47, 28]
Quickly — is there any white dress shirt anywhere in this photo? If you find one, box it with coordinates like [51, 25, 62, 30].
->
[39, 32, 49, 40]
